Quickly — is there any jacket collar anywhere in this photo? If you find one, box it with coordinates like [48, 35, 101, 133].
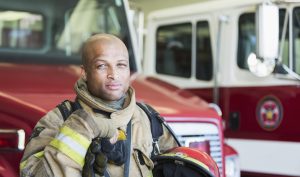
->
[74, 78, 136, 128]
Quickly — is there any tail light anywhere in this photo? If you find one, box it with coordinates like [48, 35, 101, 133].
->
[0, 129, 25, 151]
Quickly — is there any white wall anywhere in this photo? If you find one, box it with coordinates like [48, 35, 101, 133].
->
[129, 0, 209, 24]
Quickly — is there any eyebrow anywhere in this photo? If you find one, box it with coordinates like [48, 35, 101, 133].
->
[92, 58, 128, 63]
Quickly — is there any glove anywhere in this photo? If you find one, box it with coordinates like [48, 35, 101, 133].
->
[83, 130, 128, 177]
[71, 109, 117, 139]
[83, 138, 107, 177]
[100, 129, 128, 166]
[93, 115, 131, 139]
[101, 138, 128, 166]
[94, 152, 108, 176]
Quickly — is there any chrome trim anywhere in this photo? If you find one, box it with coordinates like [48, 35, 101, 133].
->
[208, 103, 223, 117]
[17, 129, 25, 150]
[0, 129, 25, 151]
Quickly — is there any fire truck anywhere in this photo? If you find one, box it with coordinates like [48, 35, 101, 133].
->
[144, 0, 300, 176]
[0, 0, 239, 177]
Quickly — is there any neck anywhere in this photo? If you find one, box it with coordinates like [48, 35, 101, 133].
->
[95, 94, 127, 110]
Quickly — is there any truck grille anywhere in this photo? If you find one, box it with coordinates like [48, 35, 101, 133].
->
[168, 122, 223, 176]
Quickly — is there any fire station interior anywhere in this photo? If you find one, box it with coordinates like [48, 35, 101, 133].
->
[1, 0, 300, 177]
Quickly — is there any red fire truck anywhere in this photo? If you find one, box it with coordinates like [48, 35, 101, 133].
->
[0, 0, 239, 177]
[144, 0, 300, 176]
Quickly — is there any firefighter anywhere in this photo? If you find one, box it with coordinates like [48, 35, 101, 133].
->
[20, 33, 178, 177]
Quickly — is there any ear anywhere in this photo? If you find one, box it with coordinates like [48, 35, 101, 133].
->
[81, 65, 87, 81]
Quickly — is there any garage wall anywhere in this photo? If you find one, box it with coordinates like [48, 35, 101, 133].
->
[129, 0, 209, 24]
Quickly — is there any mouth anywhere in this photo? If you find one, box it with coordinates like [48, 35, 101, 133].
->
[106, 83, 122, 90]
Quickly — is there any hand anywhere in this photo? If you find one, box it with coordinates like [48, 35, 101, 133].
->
[72, 109, 120, 139]
[101, 138, 128, 166]
[82, 138, 102, 177]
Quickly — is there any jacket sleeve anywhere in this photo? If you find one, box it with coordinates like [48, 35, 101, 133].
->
[20, 107, 115, 177]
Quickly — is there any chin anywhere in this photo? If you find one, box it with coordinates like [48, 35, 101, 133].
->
[105, 94, 124, 101]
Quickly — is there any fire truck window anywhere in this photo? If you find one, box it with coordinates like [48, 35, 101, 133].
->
[57, 1, 128, 56]
[293, 7, 300, 74]
[156, 23, 192, 78]
[237, 9, 288, 69]
[0, 11, 43, 49]
[237, 10, 288, 70]
[0, 0, 137, 71]
[237, 13, 255, 70]
[196, 21, 213, 81]
[279, 9, 289, 68]
[52, 0, 136, 71]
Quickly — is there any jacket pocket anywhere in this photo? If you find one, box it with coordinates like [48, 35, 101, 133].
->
[133, 148, 154, 177]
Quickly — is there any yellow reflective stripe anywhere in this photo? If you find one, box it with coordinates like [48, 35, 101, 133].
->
[20, 151, 44, 170]
[50, 138, 86, 167]
[20, 160, 27, 170]
[60, 126, 90, 149]
[161, 153, 209, 171]
[34, 151, 44, 158]
[50, 126, 91, 167]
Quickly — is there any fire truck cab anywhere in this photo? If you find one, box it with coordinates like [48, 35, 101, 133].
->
[0, 0, 239, 177]
[144, 0, 300, 176]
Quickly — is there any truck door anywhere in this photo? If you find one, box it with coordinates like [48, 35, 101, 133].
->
[150, 17, 214, 102]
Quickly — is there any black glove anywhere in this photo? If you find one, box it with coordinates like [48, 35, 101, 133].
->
[101, 138, 128, 166]
[83, 138, 106, 177]
[94, 152, 108, 176]
[83, 137, 129, 177]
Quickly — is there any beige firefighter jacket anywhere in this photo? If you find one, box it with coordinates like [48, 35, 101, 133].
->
[20, 78, 178, 177]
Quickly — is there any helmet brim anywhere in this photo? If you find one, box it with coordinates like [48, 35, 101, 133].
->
[152, 155, 216, 177]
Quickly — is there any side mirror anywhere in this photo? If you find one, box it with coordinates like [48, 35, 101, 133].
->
[256, 2, 279, 59]
[248, 3, 279, 77]
[247, 53, 276, 77]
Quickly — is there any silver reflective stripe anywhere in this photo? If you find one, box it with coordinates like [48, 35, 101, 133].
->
[56, 133, 87, 157]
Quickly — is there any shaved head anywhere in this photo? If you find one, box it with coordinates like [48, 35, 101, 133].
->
[81, 34, 129, 70]
[81, 33, 130, 101]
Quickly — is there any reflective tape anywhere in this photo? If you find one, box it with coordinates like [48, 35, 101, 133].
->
[50, 126, 91, 167]
[20, 151, 44, 170]
[20, 160, 26, 170]
[34, 151, 44, 158]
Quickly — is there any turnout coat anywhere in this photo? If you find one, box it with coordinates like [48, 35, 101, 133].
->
[20, 78, 177, 177]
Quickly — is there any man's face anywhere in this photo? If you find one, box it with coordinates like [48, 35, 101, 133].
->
[84, 40, 130, 101]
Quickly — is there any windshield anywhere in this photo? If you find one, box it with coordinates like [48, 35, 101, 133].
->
[0, 0, 136, 71]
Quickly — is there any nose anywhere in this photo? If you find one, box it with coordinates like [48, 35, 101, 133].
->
[107, 66, 116, 79]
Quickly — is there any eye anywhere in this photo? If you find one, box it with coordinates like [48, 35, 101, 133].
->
[117, 63, 128, 68]
[96, 64, 107, 70]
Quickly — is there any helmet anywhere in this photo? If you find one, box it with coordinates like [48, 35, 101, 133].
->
[152, 147, 220, 177]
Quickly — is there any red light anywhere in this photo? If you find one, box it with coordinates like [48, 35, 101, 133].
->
[189, 140, 210, 154]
